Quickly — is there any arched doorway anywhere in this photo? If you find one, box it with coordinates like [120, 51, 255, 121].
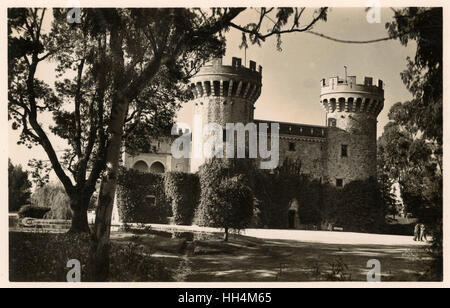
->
[133, 160, 148, 172]
[150, 161, 165, 174]
[288, 198, 299, 229]
[288, 210, 296, 229]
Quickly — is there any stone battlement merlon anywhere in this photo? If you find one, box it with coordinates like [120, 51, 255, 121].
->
[203, 57, 263, 75]
[320, 75, 384, 95]
[191, 57, 262, 84]
[319, 75, 385, 117]
[189, 56, 262, 102]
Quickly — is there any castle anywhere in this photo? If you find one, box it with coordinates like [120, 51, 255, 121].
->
[123, 57, 384, 187]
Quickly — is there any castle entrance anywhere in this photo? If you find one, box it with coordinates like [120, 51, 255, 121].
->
[288, 199, 299, 229]
[288, 210, 296, 229]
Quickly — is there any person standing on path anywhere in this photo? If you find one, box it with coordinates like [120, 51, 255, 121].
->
[420, 224, 427, 242]
[414, 223, 420, 241]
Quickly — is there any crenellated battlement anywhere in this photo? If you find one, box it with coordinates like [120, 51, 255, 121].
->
[319, 75, 384, 116]
[321, 75, 383, 90]
[189, 57, 262, 103]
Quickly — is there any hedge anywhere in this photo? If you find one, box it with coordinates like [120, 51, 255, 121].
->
[251, 159, 320, 229]
[116, 158, 387, 233]
[18, 205, 50, 219]
[195, 158, 255, 226]
[164, 172, 199, 225]
[196, 159, 254, 240]
[116, 167, 170, 224]
[321, 177, 386, 233]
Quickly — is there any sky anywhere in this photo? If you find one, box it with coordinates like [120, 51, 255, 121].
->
[8, 7, 416, 179]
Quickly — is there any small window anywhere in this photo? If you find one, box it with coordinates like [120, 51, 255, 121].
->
[336, 179, 343, 187]
[341, 144, 348, 157]
[288, 142, 296, 152]
[145, 195, 156, 206]
[328, 118, 336, 127]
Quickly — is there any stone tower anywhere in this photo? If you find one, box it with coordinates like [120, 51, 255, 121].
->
[319, 74, 384, 186]
[189, 57, 262, 172]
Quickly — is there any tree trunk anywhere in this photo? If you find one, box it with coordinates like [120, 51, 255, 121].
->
[224, 227, 229, 242]
[87, 22, 129, 282]
[68, 196, 91, 234]
[69, 207, 90, 233]
[87, 20, 165, 281]
[89, 117, 126, 281]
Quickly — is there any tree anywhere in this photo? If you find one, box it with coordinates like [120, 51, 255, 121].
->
[8, 159, 32, 212]
[378, 102, 442, 280]
[377, 145, 399, 219]
[164, 172, 199, 225]
[338, 177, 386, 233]
[8, 8, 187, 233]
[87, 7, 327, 280]
[9, 7, 328, 280]
[31, 184, 73, 220]
[201, 175, 253, 242]
[386, 7, 442, 145]
[378, 102, 438, 218]
[385, 8, 442, 242]
[196, 158, 255, 241]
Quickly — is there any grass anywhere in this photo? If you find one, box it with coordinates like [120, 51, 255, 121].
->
[9, 232, 173, 282]
[9, 230, 438, 282]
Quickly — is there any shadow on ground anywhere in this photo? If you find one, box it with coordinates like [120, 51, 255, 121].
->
[113, 232, 433, 282]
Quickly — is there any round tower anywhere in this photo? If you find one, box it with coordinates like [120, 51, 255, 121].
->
[189, 57, 262, 172]
[319, 74, 384, 186]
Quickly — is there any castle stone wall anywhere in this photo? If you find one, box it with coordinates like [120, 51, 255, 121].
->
[278, 136, 326, 180]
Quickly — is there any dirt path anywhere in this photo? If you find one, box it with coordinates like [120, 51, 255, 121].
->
[181, 234, 431, 282]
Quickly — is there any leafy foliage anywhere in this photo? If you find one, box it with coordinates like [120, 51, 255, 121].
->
[30, 184, 73, 220]
[378, 102, 441, 220]
[9, 232, 172, 282]
[252, 159, 321, 228]
[116, 167, 170, 224]
[386, 7, 442, 144]
[27, 159, 52, 188]
[379, 7, 443, 278]
[194, 158, 386, 233]
[8, 8, 329, 234]
[18, 205, 50, 219]
[164, 172, 199, 225]
[326, 177, 386, 233]
[8, 159, 32, 212]
[196, 159, 254, 239]
[199, 175, 253, 237]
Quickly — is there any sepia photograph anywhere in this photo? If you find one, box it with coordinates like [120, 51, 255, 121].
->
[4, 0, 445, 288]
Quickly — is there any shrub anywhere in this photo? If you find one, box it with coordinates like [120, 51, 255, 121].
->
[117, 167, 170, 223]
[196, 159, 254, 241]
[18, 204, 50, 218]
[321, 177, 386, 233]
[8, 159, 32, 212]
[31, 184, 72, 220]
[9, 232, 172, 282]
[108, 243, 172, 282]
[164, 172, 199, 225]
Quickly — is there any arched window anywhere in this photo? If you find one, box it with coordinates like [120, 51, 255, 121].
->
[133, 160, 148, 172]
[150, 162, 165, 174]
